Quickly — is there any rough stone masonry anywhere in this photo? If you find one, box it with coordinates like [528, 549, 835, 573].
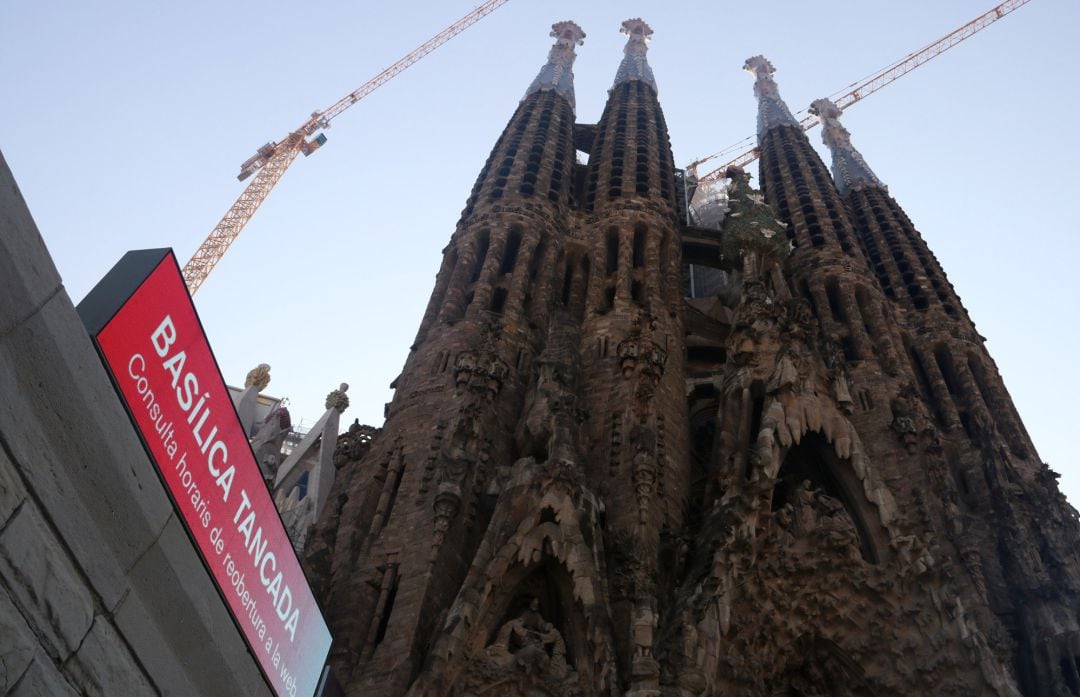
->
[304, 20, 1080, 697]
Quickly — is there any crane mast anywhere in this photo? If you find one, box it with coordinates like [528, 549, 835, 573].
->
[182, 0, 511, 294]
[692, 0, 1032, 185]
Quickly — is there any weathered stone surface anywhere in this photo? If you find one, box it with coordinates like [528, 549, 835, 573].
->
[117, 513, 267, 697]
[0, 503, 93, 660]
[0, 590, 36, 693]
[0, 146, 275, 697]
[0, 147, 176, 611]
[0, 152, 62, 339]
[0, 445, 26, 529]
[0, 291, 172, 610]
[64, 615, 155, 697]
[8, 652, 79, 697]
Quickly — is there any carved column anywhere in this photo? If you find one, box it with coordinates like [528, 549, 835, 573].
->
[439, 235, 481, 322]
[914, 346, 961, 429]
[361, 557, 399, 661]
[467, 231, 507, 318]
[808, 283, 843, 340]
[840, 286, 873, 360]
[616, 226, 633, 306]
[504, 234, 540, 317]
[532, 242, 560, 330]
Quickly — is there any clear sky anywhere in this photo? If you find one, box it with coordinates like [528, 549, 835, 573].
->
[2, 1, 1078, 502]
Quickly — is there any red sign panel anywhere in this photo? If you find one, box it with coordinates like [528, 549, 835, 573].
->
[80, 250, 331, 697]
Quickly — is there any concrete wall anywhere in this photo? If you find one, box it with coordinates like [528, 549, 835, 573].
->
[0, 150, 272, 697]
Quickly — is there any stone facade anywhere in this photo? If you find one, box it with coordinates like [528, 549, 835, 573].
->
[0, 151, 272, 696]
[308, 23, 1080, 697]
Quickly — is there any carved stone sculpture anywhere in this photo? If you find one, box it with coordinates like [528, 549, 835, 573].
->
[244, 362, 271, 391]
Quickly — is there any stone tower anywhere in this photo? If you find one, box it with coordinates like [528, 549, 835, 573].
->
[307, 24, 1080, 697]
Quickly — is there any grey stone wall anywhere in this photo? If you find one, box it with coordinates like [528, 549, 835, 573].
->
[0, 150, 273, 696]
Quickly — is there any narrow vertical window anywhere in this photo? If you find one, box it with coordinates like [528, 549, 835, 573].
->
[490, 288, 508, 314]
[573, 256, 591, 320]
[632, 224, 646, 268]
[825, 280, 845, 323]
[469, 231, 490, 283]
[606, 229, 619, 276]
[500, 227, 522, 275]
[934, 345, 960, 398]
[528, 238, 545, 280]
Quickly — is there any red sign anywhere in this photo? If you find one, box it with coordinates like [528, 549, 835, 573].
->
[79, 250, 331, 697]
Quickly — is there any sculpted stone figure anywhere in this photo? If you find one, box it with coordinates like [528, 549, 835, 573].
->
[772, 503, 797, 547]
[484, 598, 571, 682]
[249, 406, 291, 481]
[791, 479, 819, 534]
[768, 351, 799, 394]
[890, 386, 923, 452]
[813, 492, 861, 560]
[518, 313, 582, 465]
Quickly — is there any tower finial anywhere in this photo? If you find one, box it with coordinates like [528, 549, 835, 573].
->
[809, 98, 885, 195]
[524, 21, 586, 113]
[612, 18, 657, 93]
[744, 55, 800, 140]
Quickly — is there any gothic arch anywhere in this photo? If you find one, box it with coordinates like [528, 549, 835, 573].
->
[772, 431, 886, 564]
[405, 473, 616, 697]
[466, 557, 592, 693]
[768, 635, 876, 697]
[754, 391, 898, 563]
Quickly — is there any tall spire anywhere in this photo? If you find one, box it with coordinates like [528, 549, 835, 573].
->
[523, 21, 585, 113]
[809, 98, 885, 195]
[744, 55, 800, 139]
[612, 18, 657, 93]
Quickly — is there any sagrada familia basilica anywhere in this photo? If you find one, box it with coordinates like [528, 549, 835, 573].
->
[295, 19, 1080, 697]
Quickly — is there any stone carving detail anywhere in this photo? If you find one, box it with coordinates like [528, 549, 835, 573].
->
[244, 362, 271, 391]
[613, 19, 656, 92]
[631, 426, 657, 525]
[454, 350, 510, 399]
[324, 382, 350, 413]
[437, 406, 490, 499]
[617, 336, 666, 380]
[517, 312, 585, 465]
[430, 482, 462, 561]
[809, 97, 886, 195]
[333, 419, 378, 469]
[822, 337, 854, 414]
[719, 167, 791, 276]
[418, 420, 447, 500]
[462, 598, 577, 696]
[744, 55, 800, 137]
[889, 385, 924, 453]
[523, 21, 585, 112]
[250, 405, 291, 481]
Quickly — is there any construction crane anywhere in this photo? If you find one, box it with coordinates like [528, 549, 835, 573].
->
[182, 0, 511, 294]
[690, 0, 1032, 185]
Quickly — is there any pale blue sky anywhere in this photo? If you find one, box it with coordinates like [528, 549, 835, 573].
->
[2, 1, 1078, 502]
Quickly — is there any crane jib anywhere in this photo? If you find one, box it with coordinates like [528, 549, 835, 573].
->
[181, 0, 512, 293]
[694, 0, 1032, 185]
